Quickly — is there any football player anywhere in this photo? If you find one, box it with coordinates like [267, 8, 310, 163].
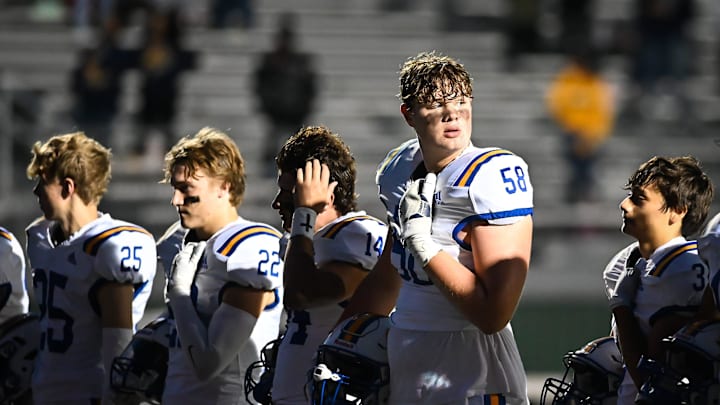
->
[269, 125, 387, 404]
[0, 227, 30, 325]
[698, 212, 720, 309]
[340, 52, 534, 403]
[0, 226, 35, 405]
[606, 156, 713, 404]
[160, 127, 284, 404]
[25, 131, 157, 404]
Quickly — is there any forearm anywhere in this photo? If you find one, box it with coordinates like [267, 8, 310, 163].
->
[170, 297, 256, 381]
[338, 263, 399, 324]
[613, 306, 647, 388]
[426, 252, 526, 334]
[283, 236, 326, 309]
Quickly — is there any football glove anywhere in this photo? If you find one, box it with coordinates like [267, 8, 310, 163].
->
[399, 172, 440, 267]
[167, 241, 206, 298]
[608, 259, 643, 310]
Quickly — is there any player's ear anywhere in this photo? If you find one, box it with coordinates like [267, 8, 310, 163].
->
[61, 177, 75, 198]
[401, 103, 414, 127]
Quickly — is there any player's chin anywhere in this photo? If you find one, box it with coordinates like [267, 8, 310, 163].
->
[280, 215, 291, 232]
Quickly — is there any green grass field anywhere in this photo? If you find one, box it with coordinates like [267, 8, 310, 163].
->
[513, 299, 611, 373]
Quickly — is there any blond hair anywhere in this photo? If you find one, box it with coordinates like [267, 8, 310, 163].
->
[26, 132, 112, 205]
[162, 127, 246, 207]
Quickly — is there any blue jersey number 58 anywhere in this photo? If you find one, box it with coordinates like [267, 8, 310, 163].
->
[500, 166, 528, 194]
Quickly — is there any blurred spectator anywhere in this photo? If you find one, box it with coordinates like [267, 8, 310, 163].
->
[503, 0, 541, 71]
[254, 13, 317, 177]
[66, 0, 114, 28]
[625, 0, 696, 123]
[558, 0, 593, 53]
[209, 0, 254, 29]
[546, 47, 615, 204]
[132, 6, 196, 157]
[69, 17, 133, 148]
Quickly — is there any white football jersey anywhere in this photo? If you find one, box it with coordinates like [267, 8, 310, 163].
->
[615, 237, 708, 404]
[376, 139, 533, 404]
[163, 217, 284, 405]
[377, 139, 534, 331]
[25, 214, 157, 402]
[272, 211, 387, 404]
[699, 212, 720, 306]
[0, 227, 29, 325]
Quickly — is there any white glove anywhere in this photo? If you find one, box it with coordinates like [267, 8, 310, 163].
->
[608, 259, 642, 310]
[399, 173, 440, 267]
[167, 241, 206, 298]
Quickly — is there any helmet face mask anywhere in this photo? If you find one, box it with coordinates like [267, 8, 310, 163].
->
[110, 317, 171, 404]
[541, 336, 623, 405]
[309, 313, 391, 405]
[244, 336, 282, 405]
[638, 320, 720, 405]
[0, 313, 40, 403]
[312, 346, 390, 404]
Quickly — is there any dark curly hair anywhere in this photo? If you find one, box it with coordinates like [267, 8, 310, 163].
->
[625, 156, 714, 236]
[276, 125, 358, 214]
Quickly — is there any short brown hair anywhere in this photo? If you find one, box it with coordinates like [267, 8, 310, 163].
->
[625, 156, 714, 236]
[276, 125, 358, 214]
[26, 132, 112, 205]
[162, 127, 246, 207]
[398, 51, 473, 107]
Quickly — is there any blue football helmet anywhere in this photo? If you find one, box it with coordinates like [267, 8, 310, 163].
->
[308, 313, 391, 405]
[0, 313, 40, 404]
[637, 319, 720, 405]
[541, 336, 623, 405]
[110, 317, 171, 404]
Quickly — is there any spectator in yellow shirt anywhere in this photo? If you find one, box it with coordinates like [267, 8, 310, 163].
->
[546, 47, 615, 203]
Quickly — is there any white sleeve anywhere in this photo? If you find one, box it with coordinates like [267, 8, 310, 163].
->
[467, 151, 534, 225]
[170, 297, 257, 381]
[315, 217, 388, 271]
[222, 230, 283, 291]
[644, 255, 708, 325]
[93, 228, 158, 285]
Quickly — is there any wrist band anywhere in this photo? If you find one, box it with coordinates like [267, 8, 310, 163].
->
[291, 207, 317, 239]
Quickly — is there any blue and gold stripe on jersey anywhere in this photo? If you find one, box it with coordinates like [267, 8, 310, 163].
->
[321, 215, 383, 239]
[217, 225, 282, 257]
[0, 228, 11, 242]
[454, 149, 513, 187]
[83, 226, 152, 256]
[376, 139, 415, 177]
[338, 313, 380, 344]
[649, 241, 698, 277]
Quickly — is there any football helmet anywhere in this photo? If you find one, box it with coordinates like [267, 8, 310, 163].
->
[637, 319, 720, 405]
[308, 313, 391, 405]
[0, 313, 40, 404]
[244, 335, 282, 405]
[110, 316, 172, 404]
[540, 336, 623, 405]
